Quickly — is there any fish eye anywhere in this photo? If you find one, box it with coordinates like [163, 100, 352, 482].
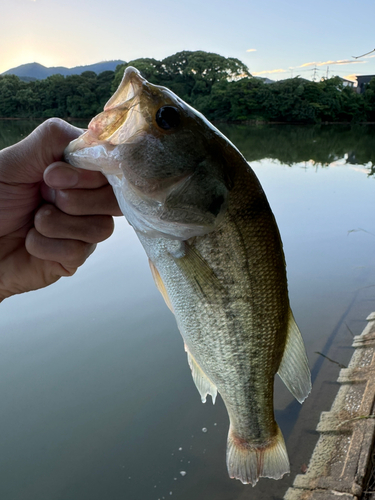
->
[155, 106, 180, 130]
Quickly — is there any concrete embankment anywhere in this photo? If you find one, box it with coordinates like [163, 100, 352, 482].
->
[284, 312, 375, 500]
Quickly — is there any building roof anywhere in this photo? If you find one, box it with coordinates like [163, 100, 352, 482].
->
[356, 74, 375, 93]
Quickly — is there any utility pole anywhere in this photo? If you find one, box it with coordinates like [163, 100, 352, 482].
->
[326, 66, 329, 79]
[312, 66, 318, 82]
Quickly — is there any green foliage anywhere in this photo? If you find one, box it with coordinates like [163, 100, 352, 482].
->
[96, 71, 115, 111]
[0, 75, 24, 116]
[193, 75, 372, 124]
[160, 51, 250, 101]
[112, 51, 250, 102]
[111, 59, 160, 92]
[363, 77, 375, 122]
[0, 51, 374, 123]
[0, 70, 114, 119]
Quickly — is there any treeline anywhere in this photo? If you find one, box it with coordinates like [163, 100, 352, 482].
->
[1, 51, 375, 123]
[0, 70, 114, 119]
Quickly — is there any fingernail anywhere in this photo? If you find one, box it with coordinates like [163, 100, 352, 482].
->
[45, 165, 79, 189]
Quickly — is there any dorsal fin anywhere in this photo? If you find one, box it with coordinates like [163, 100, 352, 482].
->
[277, 309, 311, 403]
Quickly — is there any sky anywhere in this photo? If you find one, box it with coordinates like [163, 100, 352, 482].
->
[2, 0, 375, 83]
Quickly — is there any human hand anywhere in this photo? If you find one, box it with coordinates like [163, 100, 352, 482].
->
[0, 118, 122, 301]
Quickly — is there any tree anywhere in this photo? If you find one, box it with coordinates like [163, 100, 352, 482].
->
[111, 58, 162, 93]
[65, 74, 100, 118]
[0, 51, 374, 123]
[338, 86, 366, 122]
[38, 74, 70, 117]
[161, 51, 250, 101]
[14, 86, 41, 116]
[96, 70, 115, 110]
[195, 77, 268, 121]
[363, 77, 375, 121]
[111, 51, 251, 104]
[0, 75, 23, 117]
[266, 78, 319, 123]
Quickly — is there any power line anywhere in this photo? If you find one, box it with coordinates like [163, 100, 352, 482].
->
[352, 48, 375, 59]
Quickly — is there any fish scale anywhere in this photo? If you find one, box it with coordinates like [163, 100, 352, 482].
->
[64, 65, 311, 486]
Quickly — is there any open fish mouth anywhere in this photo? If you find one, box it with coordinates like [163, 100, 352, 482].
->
[64, 67, 148, 170]
[91, 67, 147, 144]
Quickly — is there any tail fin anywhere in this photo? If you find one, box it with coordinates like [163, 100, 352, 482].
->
[226, 425, 289, 486]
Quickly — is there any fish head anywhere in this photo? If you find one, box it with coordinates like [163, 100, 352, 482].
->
[65, 66, 234, 239]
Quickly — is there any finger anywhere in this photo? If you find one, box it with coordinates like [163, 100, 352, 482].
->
[42, 184, 122, 216]
[44, 162, 109, 190]
[0, 119, 84, 184]
[25, 227, 96, 270]
[34, 204, 114, 243]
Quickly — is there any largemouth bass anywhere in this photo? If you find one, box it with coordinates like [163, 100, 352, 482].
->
[64, 67, 311, 486]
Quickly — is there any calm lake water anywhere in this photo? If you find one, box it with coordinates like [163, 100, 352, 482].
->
[1, 121, 375, 500]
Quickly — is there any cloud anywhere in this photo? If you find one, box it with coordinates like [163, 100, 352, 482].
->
[246, 49, 257, 53]
[252, 68, 287, 75]
[349, 166, 370, 174]
[344, 74, 358, 81]
[249, 56, 371, 80]
[299, 59, 365, 68]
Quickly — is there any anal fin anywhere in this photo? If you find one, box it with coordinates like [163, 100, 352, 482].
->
[185, 345, 217, 404]
[277, 309, 312, 403]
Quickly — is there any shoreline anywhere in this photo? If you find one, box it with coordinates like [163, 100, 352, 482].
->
[1, 117, 375, 126]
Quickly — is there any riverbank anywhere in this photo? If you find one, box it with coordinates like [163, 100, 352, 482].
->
[285, 312, 375, 500]
[1, 116, 375, 126]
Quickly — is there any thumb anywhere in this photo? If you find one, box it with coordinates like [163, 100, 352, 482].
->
[0, 118, 83, 185]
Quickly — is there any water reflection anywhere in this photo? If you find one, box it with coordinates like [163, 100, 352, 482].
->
[1, 120, 375, 173]
[218, 123, 375, 171]
[0, 120, 88, 150]
[0, 120, 374, 500]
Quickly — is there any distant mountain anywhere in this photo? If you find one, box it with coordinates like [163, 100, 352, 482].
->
[254, 76, 275, 84]
[1, 61, 126, 80]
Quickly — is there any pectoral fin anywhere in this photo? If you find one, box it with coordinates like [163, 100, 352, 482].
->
[185, 345, 217, 404]
[277, 309, 311, 403]
[149, 259, 174, 313]
[172, 243, 224, 299]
